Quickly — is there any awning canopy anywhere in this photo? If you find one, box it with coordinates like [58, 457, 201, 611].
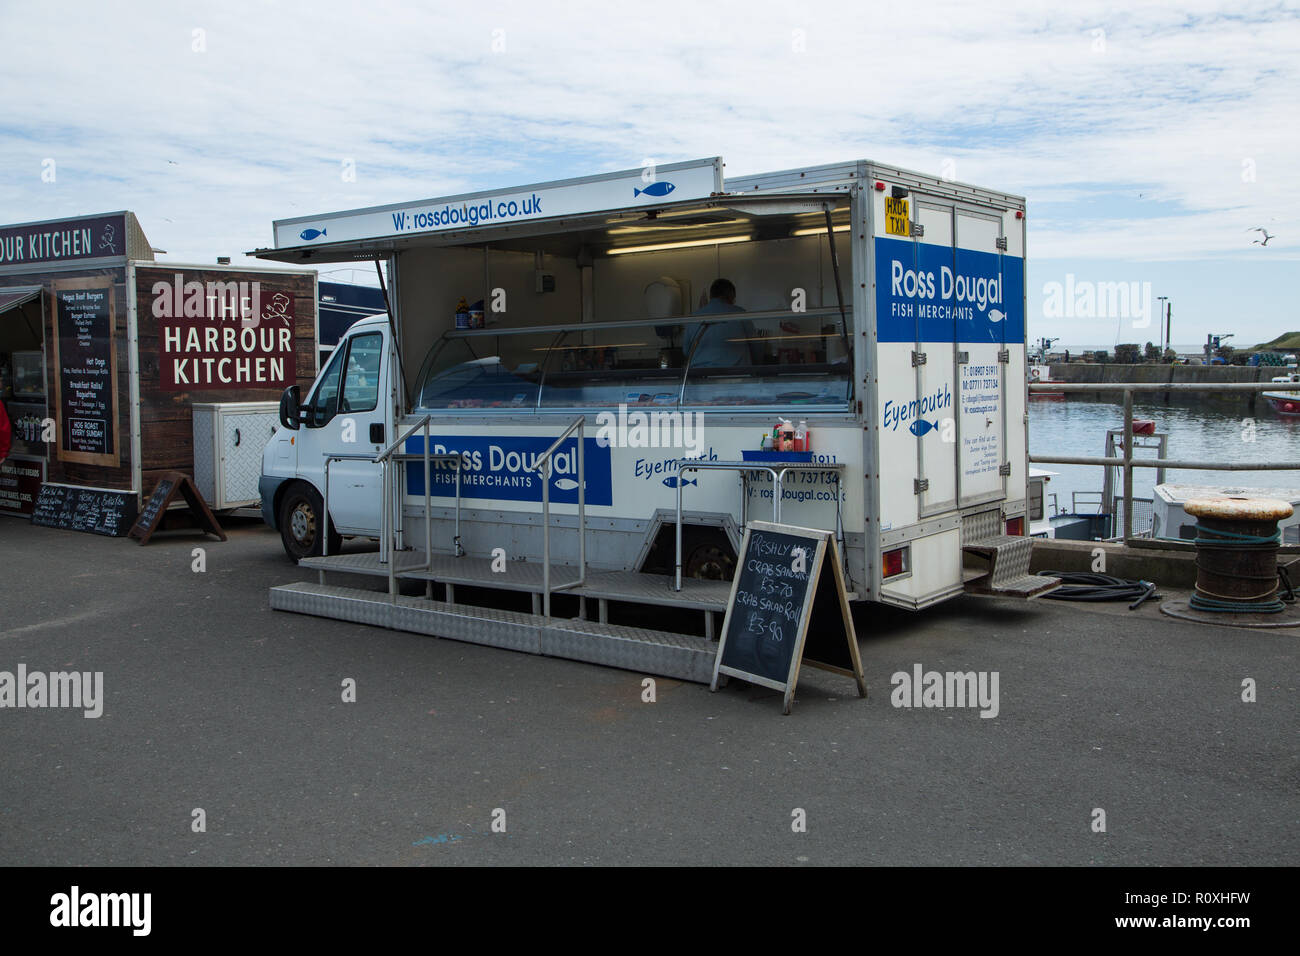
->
[0, 286, 42, 315]
[249, 192, 852, 265]
[0, 285, 43, 352]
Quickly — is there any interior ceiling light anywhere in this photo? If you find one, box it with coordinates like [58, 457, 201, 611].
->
[790, 224, 850, 236]
[607, 235, 753, 255]
[606, 217, 749, 236]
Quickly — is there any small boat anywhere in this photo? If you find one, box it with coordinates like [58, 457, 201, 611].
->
[1262, 373, 1300, 415]
[1154, 483, 1300, 543]
[1028, 364, 1065, 398]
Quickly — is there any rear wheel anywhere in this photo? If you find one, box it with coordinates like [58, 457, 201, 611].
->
[278, 483, 342, 561]
[683, 528, 737, 580]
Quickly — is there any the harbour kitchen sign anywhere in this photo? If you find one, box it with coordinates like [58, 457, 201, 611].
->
[151, 273, 296, 391]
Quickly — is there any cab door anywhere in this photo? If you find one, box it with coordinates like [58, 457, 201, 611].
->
[299, 328, 388, 534]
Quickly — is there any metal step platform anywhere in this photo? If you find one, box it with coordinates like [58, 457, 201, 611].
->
[284, 417, 862, 681]
[270, 581, 717, 683]
[300, 551, 733, 614]
[962, 535, 1060, 599]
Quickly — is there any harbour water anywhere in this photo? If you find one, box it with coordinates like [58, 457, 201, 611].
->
[1028, 397, 1300, 519]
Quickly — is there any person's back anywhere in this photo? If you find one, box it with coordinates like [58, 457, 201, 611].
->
[685, 279, 755, 368]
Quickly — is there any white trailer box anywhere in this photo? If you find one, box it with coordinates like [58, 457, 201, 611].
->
[193, 402, 280, 510]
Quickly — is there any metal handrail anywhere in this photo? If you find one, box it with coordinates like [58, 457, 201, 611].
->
[319, 414, 439, 600]
[1031, 382, 1300, 393]
[375, 414, 432, 462]
[442, 305, 854, 339]
[672, 459, 846, 591]
[531, 416, 586, 618]
[1029, 380, 1300, 542]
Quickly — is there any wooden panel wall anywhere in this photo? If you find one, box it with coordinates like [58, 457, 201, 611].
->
[133, 266, 317, 494]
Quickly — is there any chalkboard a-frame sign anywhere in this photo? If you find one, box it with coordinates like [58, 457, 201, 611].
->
[128, 471, 227, 545]
[711, 520, 867, 715]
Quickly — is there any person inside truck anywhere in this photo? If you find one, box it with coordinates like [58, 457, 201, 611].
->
[683, 278, 757, 368]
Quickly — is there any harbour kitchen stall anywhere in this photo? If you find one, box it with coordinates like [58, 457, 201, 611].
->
[252, 157, 1052, 684]
[0, 211, 318, 529]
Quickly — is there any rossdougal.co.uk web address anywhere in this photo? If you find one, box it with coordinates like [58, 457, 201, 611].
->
[393, 193, 544, 231]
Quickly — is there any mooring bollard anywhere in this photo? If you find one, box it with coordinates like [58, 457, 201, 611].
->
[1184, 497, 1293, 614]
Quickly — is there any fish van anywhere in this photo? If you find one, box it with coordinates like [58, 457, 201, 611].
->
[252, 157, 1050, 682]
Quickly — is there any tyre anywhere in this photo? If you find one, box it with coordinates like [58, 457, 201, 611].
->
[278, 483, 342, 561]
[683, 528, 737, 580]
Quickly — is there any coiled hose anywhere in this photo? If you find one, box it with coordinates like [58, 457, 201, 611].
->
[1188, 524, 1286, 613]
[1035, 571, 1159, 610]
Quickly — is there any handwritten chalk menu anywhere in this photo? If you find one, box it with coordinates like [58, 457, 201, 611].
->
[129, 471, 226, 545]
[31, 483, 137, 537]
[712, 520, 866, 714]
[52, 277, 118, 466]
[132, 476, 175, 540]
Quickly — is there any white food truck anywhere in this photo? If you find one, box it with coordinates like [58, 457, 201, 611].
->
[253, 157, 1049, 682]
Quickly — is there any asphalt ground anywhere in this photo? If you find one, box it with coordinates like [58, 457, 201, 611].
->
[0, 517, 1295, 866]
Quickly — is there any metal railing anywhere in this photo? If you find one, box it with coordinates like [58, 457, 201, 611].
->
[531, 416, 586, 618]
[1029, 381, 1300, 542]
[672, 459, 846, 591]
[321, 415, 467, 599]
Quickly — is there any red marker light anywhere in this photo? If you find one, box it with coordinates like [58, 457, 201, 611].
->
[1006, 517, 1024, 536]
[874, 181, 886, 191]
[882, 546, 910, 577]
[1015, 210, 1024, 219]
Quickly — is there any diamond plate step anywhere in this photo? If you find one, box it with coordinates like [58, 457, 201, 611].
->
[270, 581, 717, 683]
[963, 572, 1060, 599]
[962, 535, 1059, 598]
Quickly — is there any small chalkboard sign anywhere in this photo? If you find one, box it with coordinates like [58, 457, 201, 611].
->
[711, 520, 866, 714]
[31, 483, 138, 537]
[129, 471, 227, 545]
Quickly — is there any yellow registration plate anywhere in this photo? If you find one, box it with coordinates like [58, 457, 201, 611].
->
[885, 196, 910, 237]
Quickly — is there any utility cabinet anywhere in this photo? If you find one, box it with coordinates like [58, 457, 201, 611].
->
[193, 402, 280, 510]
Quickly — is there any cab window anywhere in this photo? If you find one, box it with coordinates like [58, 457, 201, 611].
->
[308, 342, 347, 426]
[340, 333, 383, 413]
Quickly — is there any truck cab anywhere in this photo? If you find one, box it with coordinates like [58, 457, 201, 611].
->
[260, 313, 395, 558]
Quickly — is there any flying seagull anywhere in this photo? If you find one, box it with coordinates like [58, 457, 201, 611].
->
[1250, 227, 1274, 246]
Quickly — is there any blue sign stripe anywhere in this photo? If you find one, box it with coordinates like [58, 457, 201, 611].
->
[404, 435, 613, 506]
[875, 237, 1024, 344]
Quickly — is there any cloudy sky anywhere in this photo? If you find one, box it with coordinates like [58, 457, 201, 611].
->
[1, 0, 1296, 349]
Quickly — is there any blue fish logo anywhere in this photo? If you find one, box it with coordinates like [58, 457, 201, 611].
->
[634, 181, 676, 198]
[909, 419, 937, 437]
[300, 228, 327, 241]
[662, 476, 698, 488]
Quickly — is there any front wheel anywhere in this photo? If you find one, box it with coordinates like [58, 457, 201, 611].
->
[279, 484, 342, 561]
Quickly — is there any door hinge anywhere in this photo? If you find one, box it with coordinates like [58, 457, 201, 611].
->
[910, 222, 925, 238]
[998, 349, 1010, 363]
[911, 351, 927, 366]
[856, 399, 863, 415]
[995, 236, 1008, 251]
[956, 350, 969, 364]
[999, 462, 1012, 476]
[914, 478, 929, 494]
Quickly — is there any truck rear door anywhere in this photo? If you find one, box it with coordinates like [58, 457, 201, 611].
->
[953, 209, 1010, 508]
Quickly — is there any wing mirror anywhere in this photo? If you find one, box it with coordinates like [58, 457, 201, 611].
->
[279, 385, 302, 430]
